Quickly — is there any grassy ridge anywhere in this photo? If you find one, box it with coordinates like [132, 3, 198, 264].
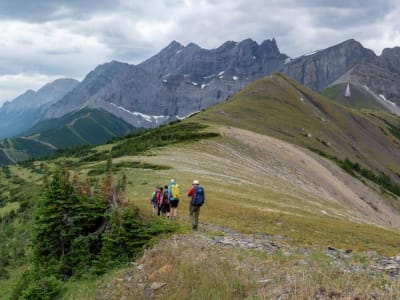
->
[82, 121, 219, 162]
[321, 83, 386, 111]
[194, 73, 400, 187]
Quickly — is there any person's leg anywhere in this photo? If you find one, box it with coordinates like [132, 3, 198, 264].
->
[189, 205, 194, 228]
[193, 206, 200, 230]
[166, 204, 170, 219]
[175, 200, 179, 220]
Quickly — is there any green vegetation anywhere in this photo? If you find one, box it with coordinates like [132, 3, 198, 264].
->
[97, 232, 400, 300]
[6, 163, 179, 299]
[87, 161, 170, 176]
[383, 119, 400, 141]
[308, 146, 400, 198]
[2, 73, 400, 298]
[83, 121, 219, 162]
[321, 83, 386, 111]
[0, 108, 139, 165]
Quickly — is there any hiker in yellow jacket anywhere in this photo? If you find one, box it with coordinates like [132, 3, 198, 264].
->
[168, 179, 180, 220]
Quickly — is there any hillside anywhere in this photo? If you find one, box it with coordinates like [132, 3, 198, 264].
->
[0, 78, 79, 139]
[195, 73, 400, 189]
[1, 74, 400, 299]
[321, 82, 388, 111]
[0, 108, 138, 164]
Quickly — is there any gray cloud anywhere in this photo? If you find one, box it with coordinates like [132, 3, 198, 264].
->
[0, 0, 116, 21]
[0, 0, 399, 104]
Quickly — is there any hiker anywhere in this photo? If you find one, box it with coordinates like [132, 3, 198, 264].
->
[187, 180, 205, 230]
[168, 179, 181, 220]
[161, 185, 171, 218]
[150, 186, 160, 215]
[157, 186, 163, 216]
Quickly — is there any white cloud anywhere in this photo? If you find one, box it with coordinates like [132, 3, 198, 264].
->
[0, 73, 61, 106]
[0, 19, 112, 76]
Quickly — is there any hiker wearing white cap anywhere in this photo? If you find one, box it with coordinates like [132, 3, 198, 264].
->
[187, 180, 205, 230]
[168, 179, 181, 220]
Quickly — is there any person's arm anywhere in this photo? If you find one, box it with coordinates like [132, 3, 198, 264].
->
[168, 185, 172, 199]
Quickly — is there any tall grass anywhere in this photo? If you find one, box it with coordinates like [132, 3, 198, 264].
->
[96, 232, 400, 300]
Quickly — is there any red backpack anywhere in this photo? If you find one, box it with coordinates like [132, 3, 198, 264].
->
[156, 190, 162, 206]
[162, 191, 169, 204]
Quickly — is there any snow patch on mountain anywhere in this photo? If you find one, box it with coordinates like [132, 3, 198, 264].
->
[379, 94, 397, 106]
[110, 103, 167, 123]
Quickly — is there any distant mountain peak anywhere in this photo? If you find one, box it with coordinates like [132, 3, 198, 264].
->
[161, 40, 184, 53]
[185, 42, 201, 49]
[167, 40, 183, 48]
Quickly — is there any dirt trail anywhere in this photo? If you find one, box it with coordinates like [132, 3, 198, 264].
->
[221, 126, 400, 229]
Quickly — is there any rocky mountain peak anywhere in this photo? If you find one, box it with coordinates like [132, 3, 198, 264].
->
[217, 41, 237, 52]
[282, 38, 376, 91]
[185, 42, 201, 50]
[165, 40, 183, 50]
[261, 38, 280, 56]
[42, 37, 288, 127]
[377, 47, 400, 76]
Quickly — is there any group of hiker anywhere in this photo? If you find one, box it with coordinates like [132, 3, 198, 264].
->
[150, 179, 205, 230]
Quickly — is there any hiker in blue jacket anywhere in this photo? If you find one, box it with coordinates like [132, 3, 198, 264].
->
[187, 180, 205, 230]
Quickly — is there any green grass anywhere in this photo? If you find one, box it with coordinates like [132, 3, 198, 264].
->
[2, 73, 400, 298]
[81, 121, 219, 162]
[87, 160, 171, 176]
[207, 203, 400, 255]
[192, 74, 400, 198]
[0, 202, 20, 217]
[113, 137, 400, 256]
[321, 83, 386, 111]
[95, 231, 400, 300]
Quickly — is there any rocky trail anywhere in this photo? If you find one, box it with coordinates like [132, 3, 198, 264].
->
[100, 221, 400, 300]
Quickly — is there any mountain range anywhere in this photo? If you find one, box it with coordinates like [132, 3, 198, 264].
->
[1, 37, 400, 163]
[0, 78, 79, 139]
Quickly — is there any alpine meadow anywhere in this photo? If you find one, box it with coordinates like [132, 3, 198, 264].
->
[1, 16, 400, 299]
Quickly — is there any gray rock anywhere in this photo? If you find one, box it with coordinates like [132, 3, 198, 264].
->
[281, 39, 375, 92]
[42, 38, 288, 127]
[150, 282, 166, 290]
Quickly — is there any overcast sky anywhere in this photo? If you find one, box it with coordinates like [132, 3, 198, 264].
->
[0, 0, 399, 105]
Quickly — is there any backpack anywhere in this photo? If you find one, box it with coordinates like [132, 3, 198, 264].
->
[156, 190, 162, 206]
[162, 191, 169, 204]
[171, 184, 180, 199]
[192, 185, 205, 206]
[151, 191, 157, 204]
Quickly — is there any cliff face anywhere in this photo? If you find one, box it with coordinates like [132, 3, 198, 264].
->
[43, 38, 288, 127]
[34, 38, 400, 128]
[281, 40, 400, 109]
[281, 39, 376, 92]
